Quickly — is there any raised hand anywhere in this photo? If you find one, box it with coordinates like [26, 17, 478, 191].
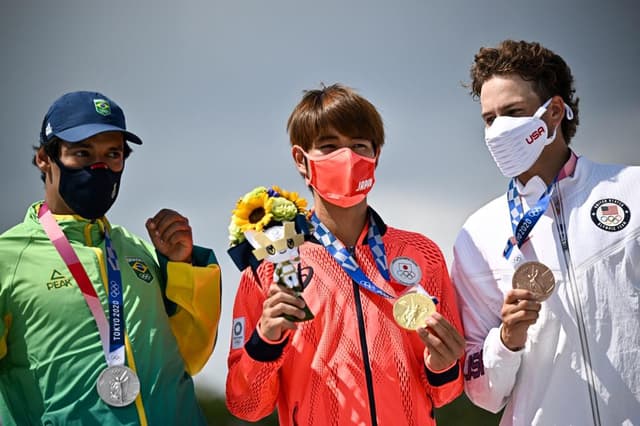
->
[258, 283, 307, 341]
[417, 312, 465, 372]
[499, 288, 541, 351]
[146, 209, 193, 263]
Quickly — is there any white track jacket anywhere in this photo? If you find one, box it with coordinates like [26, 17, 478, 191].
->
[452, 156, 640, 426]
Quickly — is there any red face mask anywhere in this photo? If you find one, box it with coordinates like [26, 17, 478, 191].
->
[304, 147, 376, 208]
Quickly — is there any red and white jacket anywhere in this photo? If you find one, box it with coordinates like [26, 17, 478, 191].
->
[226, 209, 463, 426]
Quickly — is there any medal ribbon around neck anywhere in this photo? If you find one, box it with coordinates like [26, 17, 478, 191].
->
[38, 203, 126, 367]
[311, 212, 393, 298]
[503, 177, 556, 259]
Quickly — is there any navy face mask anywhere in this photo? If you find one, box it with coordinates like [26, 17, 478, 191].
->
[54, 158, 123, 219]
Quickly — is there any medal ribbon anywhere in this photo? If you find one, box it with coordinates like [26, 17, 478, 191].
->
[311, 212, 393, 298]
[38, 203, 125, 366]
[503, 177, 556, 259]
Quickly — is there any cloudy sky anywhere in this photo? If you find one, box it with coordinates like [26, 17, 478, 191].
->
[1, 0, 638, 394]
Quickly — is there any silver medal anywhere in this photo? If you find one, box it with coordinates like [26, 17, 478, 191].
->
[96, 365, 140, 407]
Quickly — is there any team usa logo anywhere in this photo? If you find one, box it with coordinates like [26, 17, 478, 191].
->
[390, 257, 422, 286]
[590, 198, 630, 232]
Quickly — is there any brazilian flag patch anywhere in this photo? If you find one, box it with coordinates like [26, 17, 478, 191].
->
[93, 99, 111, 116]
[126, 257, 153, 283]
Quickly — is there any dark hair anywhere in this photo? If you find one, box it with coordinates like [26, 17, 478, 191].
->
[287, 83, 385, 152]
[470, 40, 580, 144]
[33, 137, 132, 182]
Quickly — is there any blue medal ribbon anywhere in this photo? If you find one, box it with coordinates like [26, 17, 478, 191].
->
[503, 177, 556, 259]
[104, 230, 126, 363]
[311, 212, 392, 298]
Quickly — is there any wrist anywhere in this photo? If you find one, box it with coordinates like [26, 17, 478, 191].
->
[500, 326, 525, 352]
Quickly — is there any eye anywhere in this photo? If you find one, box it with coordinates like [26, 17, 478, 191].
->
[266, 245, 276, 255]
[317, 143, 337, 154]
[286, 238, 295, 249]
[484, 115, 495, 127]
[73, 149, 90, 157]
[107, 150, 123, 159]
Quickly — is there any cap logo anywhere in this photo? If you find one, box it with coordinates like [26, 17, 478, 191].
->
[45, 122, 53, 136]
[93, 99, 111, 116]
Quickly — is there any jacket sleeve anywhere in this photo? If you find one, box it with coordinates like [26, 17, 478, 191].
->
[451, 228, 523, 413]
[225, 264, 290, 422]
[423, 246, 465, 408]
[160, 245, 222, 375]
[0, 314, 9, 360]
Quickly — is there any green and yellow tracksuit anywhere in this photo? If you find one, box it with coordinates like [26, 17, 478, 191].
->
[0, 202, 221, 425]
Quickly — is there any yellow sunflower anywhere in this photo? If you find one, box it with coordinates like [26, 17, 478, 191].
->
[232, 191, 274, 233]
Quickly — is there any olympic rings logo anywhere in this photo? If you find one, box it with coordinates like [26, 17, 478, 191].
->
[395, 269, 416, 280]
[600, 215, 622, 224]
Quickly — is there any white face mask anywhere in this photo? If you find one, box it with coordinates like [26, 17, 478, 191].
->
[484, 98, 574, 177]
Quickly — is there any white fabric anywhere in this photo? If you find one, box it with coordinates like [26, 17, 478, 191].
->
[451, 156, 640, 425]
[484, 99, 574, 178]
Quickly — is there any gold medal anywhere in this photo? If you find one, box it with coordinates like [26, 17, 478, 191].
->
[96, 365, 140, 407]
[393, 292, 436, 330]
[512, 261, 556, 301]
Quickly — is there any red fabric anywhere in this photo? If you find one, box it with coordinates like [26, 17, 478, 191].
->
[226, 226, 463, 425]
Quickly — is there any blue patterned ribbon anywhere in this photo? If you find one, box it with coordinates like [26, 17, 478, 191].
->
[311, 212, 392, 298]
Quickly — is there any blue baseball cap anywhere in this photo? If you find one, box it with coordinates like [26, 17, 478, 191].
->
[40, 91, 143, 145]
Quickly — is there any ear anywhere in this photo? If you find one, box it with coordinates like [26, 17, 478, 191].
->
[547, 95, 566, 129]
[291, 145, 308, 178]
[35, 147, 52, 175]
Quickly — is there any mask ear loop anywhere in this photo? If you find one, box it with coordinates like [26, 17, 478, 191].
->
[543, 98, 575, 145]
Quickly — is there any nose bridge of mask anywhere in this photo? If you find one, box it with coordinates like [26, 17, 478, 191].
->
[304, 147, 354, 191]
[304, 147, 352, 184]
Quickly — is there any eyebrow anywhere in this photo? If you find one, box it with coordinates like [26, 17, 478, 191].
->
[315, 134, 339, 142]
[66, 141, 91, 149]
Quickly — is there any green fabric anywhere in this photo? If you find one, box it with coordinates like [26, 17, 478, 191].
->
[0, 202, 207, 425]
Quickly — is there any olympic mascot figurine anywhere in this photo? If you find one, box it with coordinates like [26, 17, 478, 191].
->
[227, 186, 314, 321]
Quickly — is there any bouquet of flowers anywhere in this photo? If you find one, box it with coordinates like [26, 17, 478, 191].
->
[227, 185, 314, 321]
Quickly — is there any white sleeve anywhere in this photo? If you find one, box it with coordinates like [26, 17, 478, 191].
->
[451, 228, 524, 414]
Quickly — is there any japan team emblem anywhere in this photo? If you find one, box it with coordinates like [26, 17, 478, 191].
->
[390, 257, 422, 286]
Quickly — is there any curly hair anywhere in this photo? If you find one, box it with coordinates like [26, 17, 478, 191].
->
[470, 40, 580, 144]
[287, 83, 385, 152]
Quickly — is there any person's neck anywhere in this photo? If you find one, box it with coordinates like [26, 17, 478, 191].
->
[313, 197, 369, 248]
[518, 139, 571, 186]
[43, 192, 74, 215]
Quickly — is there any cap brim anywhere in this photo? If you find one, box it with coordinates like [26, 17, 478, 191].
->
[55, 123, 143, 145]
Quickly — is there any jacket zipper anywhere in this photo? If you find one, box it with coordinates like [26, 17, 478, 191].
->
[552, 184, 601, 426]
[350, 247, 378, 426]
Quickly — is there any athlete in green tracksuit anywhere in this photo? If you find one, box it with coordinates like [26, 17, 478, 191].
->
[0, 91, 222, 425]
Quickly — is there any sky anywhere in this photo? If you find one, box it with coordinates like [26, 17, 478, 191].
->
[1, 0, 639, 395]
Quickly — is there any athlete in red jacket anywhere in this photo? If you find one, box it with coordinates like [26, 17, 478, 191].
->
[226, 84, 464, 425]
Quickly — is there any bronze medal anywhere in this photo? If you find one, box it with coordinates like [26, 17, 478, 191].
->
[512, 261, 556, 301]
[393, 292, 437, 330]
[96, 365, 140, 407]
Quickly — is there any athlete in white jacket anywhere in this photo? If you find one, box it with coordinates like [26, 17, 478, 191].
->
[452, 39, 640, 426]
